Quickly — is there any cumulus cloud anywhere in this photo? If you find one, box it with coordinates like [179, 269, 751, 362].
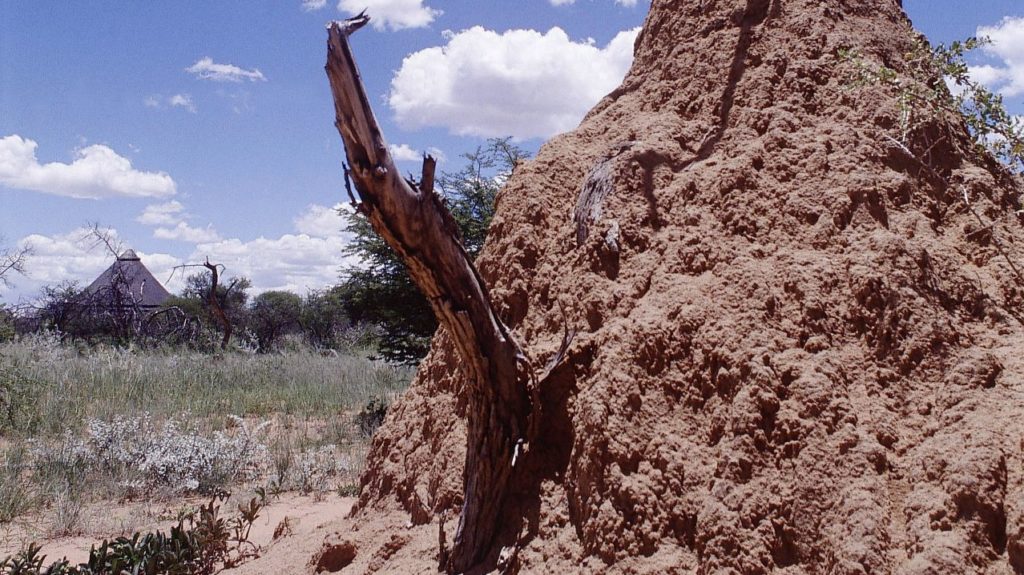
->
[154, 222, 222, 243]
[168, 94, 197, 112]
[301, 0, 327, 10]
[137, 201, 221, 243]
[0, 135, 176, 200]
[3, 204, 360, 301]
[294, 203, 351, 238]
[186, 203, 362, 294]
[337, 0, 441, 32]
[975, 16, 1024, 96]
[145, 94, 196, 112]
[190, 233, 356, 295]
[137, 201, 186, 226]
[389, 143, 422, 162]
[388, 26, 639, 139]
[187, 57, 266, 83]
[0, 228, 183, 301]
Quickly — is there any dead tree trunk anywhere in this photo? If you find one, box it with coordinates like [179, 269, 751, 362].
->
[326, 15, 533, 573]
[203, 259, 232, 350]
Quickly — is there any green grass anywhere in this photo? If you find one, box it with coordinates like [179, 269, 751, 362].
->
[0, 334, 413, 438]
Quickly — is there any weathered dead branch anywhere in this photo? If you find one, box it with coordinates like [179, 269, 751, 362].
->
[202, 258, 233, 350]
[325, 14, 534, 572]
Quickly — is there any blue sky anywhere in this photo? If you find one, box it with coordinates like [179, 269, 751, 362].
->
[1, 0, 1022, 303]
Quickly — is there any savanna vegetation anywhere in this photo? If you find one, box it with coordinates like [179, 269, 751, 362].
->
[0, 334, 411, 559]
[0, 138, 525, 572]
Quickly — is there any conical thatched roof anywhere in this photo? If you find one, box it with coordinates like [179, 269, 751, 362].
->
[81, 249, 171, 309]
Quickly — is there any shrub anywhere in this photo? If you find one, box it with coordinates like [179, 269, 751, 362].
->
[27, 414, 270, 497]
[355, 397, 388, 439]
[0, 493, 265, 575]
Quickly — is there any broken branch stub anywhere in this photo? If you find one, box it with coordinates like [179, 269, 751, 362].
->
[325, 16, 534, 573]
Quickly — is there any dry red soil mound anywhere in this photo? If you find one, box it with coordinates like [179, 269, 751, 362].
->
[341, 0, 1024, 572]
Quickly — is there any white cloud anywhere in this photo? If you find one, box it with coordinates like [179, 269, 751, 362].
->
[168, 94, 197, 113]
[187, 57, 266, 83]
[1, 203, 360, 301]
[0, 135, 176, 200]
[294, 203, 351, 238]
[302, 0, 327, 10]
[0, 228, 183, 302]
[144, 93, 196, 113]
[389, 143, 422, 162]
[138, 201, 221, 243]
[975, 16, 1024, 97]
[137, 201, 186, 226]
[154, 222, 222, 243]
[187, 203, 361, 295]
[337, 0, 441, 32]
[388, 26, 639, 139]
[190, 233, 356, 295]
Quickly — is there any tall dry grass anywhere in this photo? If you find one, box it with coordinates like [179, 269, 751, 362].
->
[0, 333, 412, 438]
[0, 333, 414, 529]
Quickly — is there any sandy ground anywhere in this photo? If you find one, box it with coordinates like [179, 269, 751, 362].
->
[0, 493, 356, 571]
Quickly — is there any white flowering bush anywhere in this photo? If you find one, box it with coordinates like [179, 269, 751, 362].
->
[295, 445, 348, 497]
[32, 414, 270, 495]
[265, 443, 352, 499]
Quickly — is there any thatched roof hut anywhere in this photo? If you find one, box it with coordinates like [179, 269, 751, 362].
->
[81, 249, 171, 310]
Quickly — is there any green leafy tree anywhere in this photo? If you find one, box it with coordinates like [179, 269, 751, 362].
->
[181, 273, 251, 318]
[300, 287, 351, 349]
[249, 290, 303, 352]
[339, 137, 529, 364]
[174, 272, 252, 342]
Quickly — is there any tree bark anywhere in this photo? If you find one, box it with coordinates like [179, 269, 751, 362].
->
[203, 259, 232, 350]
[325, 15, 533, 573]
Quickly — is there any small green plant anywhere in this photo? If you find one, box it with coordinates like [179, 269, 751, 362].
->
[0, 493, 265, 575]
[336, 482, 360, 498]
[840, 37, 1023, 173]
[355, 397, 388, 438]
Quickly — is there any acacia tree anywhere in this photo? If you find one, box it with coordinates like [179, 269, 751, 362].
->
[339, 138, 528, 364]
[300, 287, 351, 349]
[175, 266, 251, 349]
[250, 290, 303, 351]
[326, 16, 569, 572]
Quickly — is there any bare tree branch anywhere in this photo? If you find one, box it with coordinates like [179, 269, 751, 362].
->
[326, 16, 537, 572]
[0, 240, 31, 289]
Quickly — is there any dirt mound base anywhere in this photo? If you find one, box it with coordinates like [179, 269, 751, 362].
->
[351, 0, 1024, 572]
